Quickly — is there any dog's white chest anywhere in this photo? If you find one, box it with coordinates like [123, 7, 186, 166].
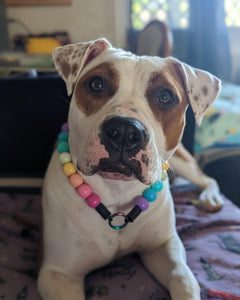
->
[42, 151, 174, 274]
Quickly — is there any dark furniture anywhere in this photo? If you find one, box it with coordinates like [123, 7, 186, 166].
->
[0, 74, 70, 179]
[204, 155, 240, 206]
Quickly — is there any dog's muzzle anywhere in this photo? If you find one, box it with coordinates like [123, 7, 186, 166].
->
[97, 116, 149, 181]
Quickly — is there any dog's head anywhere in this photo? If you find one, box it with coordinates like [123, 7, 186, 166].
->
[53, 38, 221, 185]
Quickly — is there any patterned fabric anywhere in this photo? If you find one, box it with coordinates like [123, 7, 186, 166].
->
[195, 83, 240, 151]
[0, 190, 240, 299]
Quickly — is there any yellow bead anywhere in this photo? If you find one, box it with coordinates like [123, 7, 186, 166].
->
[63, 162, 76, 176]
[162, 161, 169, 171]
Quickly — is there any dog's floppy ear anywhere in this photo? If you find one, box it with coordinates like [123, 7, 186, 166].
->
[52, 38, 111, 95]
[170, 58, 221, 125]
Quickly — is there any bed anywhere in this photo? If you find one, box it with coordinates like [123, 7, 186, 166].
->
[1, 190, 240, 299]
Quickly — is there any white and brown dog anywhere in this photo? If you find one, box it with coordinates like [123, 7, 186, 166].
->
[38, 38, 223, 300]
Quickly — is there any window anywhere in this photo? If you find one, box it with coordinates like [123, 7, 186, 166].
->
[225, 0, 240, 26]
[131, 0, 240, 30]
[131, 0, 189, 30]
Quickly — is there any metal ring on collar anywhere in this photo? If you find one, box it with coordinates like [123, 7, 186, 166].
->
[108, 212, 128, 229]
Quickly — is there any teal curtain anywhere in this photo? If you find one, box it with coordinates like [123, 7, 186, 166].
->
[188, 0, 231, 81]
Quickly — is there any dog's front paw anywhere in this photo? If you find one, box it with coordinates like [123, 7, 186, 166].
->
[169, 266, 200, 300]
[198, 179, 224, 212]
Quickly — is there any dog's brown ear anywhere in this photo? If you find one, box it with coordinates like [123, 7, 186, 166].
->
[52, 38, 111, 95]
[170, 58, 221, 125]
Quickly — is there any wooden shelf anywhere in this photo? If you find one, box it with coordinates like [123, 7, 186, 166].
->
[5, 0, 71, 6]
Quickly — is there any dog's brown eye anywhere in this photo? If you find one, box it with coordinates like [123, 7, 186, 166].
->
[156, 89, 174, 105]
[89, 76, 104, 92]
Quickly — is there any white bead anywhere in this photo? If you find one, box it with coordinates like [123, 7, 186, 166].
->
[59, 152, 71, 164]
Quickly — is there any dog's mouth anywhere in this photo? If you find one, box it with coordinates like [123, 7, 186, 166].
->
[97, 157, 144, 182]
[98, 171, 136, 181]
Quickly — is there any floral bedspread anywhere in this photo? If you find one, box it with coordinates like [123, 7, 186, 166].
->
[0, 190, 240, 300]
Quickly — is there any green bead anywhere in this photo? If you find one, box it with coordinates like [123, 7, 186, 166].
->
[161, 170, 168, 181]
[58, 131, 69, 142]
[59, 152, 71, 164]
[151, 181, 163, 192]
[57, 141, 69, 153]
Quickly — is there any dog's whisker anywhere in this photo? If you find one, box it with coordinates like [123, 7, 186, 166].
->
[52, 92, 71, 105]
[167, 166, 176, 182]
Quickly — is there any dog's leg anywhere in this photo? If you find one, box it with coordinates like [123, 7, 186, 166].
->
[170, 144, 224, 211]
[38, 266, 85, 300]
[140, 233, 200, 300]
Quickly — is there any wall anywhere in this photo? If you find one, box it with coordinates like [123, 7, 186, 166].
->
[6, 0, 130, 49]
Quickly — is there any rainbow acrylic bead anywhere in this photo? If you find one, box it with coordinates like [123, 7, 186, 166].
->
[57, 141, 69, 153]
[59, 152, 71, 164]
[161, 170, 168, 181]
[151, 181, 163, 192]
[69, 173, 84, 188]
[58, 131, 69, 142]
[86, 194, 101, 208]
[143, 188, 157, 202]
[136, 197, 149, 211]
[63, 162, 76, 176]
[61, 122, 69, 132]
[77, 184, 92, 198]
[162, 161, 169, 171]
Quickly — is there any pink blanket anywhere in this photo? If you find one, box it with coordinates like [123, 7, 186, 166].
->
[0, 190, 239, 299]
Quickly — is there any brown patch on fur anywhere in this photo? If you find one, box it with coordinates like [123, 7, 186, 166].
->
[72, 63, 78, 76]
[130, 108, 138, 113]
[145, 62, 188, 151]
[201, 86, 208, 95]
[75, 62, 119, 116]
[194, 95, 199, 101]
[61, 61, 71, 79]
[67, 49, 72, 55]
[215, 79, 220, 92]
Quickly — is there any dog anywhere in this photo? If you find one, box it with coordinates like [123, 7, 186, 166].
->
[38, 38, 224, 300]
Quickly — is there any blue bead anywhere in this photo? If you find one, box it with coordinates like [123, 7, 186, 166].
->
[151, 181, 163, 192]
[57, 141, 69, 153]
[58, 131, 69, 142]
[143, 188, 157, 202]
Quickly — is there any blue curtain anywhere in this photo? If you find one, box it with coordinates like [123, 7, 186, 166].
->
[188, 0, 231, 81]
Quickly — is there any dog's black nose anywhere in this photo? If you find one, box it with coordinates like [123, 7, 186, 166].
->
[100, 116, 148, 156]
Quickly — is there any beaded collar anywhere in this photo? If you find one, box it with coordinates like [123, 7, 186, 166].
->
[57, 123, 168, 230]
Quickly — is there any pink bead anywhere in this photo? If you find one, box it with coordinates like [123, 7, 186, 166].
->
[77, 184, 92, 198]
[69, 173, 84, 188]
[86, 194, 101, 208]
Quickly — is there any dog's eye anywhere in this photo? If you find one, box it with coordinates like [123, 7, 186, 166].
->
[155, 89, 174, 105]
[89, 76, 104, 92]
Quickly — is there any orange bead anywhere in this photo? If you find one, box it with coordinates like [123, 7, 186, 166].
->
[69, 173, 84, 188]
[63, 162, 76, 176]
[162, 161, 169, 171]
